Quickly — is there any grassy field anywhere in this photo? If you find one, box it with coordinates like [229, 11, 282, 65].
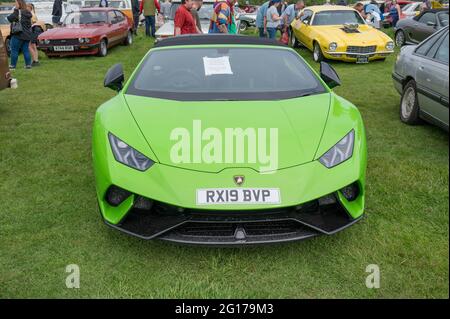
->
[0, 27, 448, 298]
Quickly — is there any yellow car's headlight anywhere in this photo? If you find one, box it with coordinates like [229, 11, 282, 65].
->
[329, 42, 338, 51]
[386, 41, 395, 50]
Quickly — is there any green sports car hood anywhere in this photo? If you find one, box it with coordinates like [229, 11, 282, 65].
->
[123, 93, 331, 173]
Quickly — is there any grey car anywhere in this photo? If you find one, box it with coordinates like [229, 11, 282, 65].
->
[392, 26, 449, 131]
[394, 9, 449, 47]
[238, 12, 257, 32]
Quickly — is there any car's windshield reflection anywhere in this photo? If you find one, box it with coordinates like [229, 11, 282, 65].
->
[64, 12, 108, 25]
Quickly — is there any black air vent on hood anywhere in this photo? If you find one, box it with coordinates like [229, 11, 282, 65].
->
[341, 23, 361, 33]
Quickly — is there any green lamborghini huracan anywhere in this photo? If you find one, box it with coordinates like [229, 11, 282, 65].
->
[92, 35, 367, 245]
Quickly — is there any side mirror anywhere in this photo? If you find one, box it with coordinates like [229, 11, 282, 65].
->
[320, 62, 341, 89]
[302, 19, 309, 25]
[104, 63, 124, 91]
[426, 21, 437, 27]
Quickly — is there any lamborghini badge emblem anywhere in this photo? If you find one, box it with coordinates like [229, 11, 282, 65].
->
[233, 175, 245, 186]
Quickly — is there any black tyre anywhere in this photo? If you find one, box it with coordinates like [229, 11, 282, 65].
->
[98, 39, 108, 57]
[400, 80, 421, 125]
[290, 31, 300, 48]
[313, 41, 324, 62]
[5, 37, 11, 57]
[239, 21, 249, 32]
[123, 31, 133, 46]
[395, 29, 406, 47]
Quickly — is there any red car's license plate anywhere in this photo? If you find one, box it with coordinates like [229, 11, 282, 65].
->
[53, 46, 74, 52]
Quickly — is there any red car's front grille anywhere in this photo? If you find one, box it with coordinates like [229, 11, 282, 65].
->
[49, 39, 80, 45]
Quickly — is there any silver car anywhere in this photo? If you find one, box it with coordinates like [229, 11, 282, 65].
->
[394, 9, 449, 47]
[392, 26, 449, 131]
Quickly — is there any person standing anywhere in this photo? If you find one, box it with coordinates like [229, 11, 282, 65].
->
[266, 0, 282, 39]
[52, 0, 63, 26]
[99, 0, 109, 7]
[174, 0, 197, 35]
[160, 0, 172, 18]
[278, 0, 287, 15]
[27, 2, 40, 66]
[140, 0, 161, 37]
[8, 0, 33, 70]
[389, 0, 401, 27]
[131, 0, 140, 35]
[229, 0, 238, 34]
[281, 0, 304, 36]
[355, 3, 365, 17]
[363, 1, 382, 27]
[191, 0, 204, 34]
[208, 0, 234, 34]
[421, 0, 432, 11]
[255, 1, 269, 37]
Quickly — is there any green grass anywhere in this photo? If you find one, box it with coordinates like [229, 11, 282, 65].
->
[0, 28, 448, 298]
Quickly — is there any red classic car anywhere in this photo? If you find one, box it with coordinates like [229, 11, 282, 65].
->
[38, 7, 133, 57]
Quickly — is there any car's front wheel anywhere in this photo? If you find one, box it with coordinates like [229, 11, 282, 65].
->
[239, 21, 249, 32]
[313, 42, 324, 62]
[400, 80, 421, 125]
[395, 30, 406, 47]
[291, 31, 300, 48]
[98, 39, 108, 57]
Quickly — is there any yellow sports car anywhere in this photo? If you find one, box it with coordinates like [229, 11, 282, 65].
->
[291, 5, 395, 63]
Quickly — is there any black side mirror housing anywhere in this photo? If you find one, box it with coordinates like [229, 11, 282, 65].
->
[104, 63, 124, 92]
[320, 62, 341, 89]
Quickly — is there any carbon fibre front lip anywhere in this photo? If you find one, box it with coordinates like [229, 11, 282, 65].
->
[101, 194, 364, 245]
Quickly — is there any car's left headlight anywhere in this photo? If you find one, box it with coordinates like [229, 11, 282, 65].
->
[329, 42, 338, 51]
[386, 41, 394, 50]
[108, 133, 154, 171]
[319, 130, 355, 168]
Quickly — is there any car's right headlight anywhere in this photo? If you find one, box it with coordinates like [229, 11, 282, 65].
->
[329, 42, 338, 51]
[319, 130, 355, 168]
[108, 133, 154, 171]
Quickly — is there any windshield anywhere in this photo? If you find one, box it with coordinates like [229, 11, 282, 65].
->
[312, 10, 365, 26]
[0, 6, 14, 11]
[0, 14, 9, 24]
[402, 3, 413, 11]
[438, 12, 449, 27]
[127, 47, 326, 101]
[64, 11, 108, 25]
[83, 0, 128, 8]
[170, 4, 214, 20]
